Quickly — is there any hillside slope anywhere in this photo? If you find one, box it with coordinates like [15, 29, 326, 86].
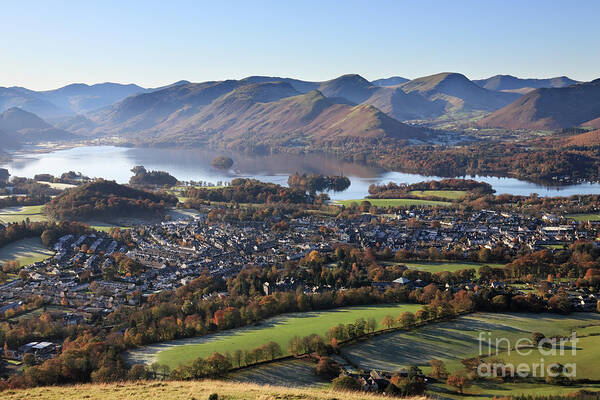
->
[562, 129, 600, 147]
[0, 380, 424, 400]
[479, 79, 600, 130]
[0, 83, 150, 118]
[89, 80, 244, 133]
[0, 128, 19, 148]
[38, 82, 147, 114]
[92, 82, 428, 148]
[241, 75, 319, 93]
[399, 72, 520, 112]
[582, 117, 600, 129]
[0, 87, 65, 118]
[242, 75, 432, 121]
[317, 74, 378, 104]
[473, 74, 579, 92]
[0, 107, 74, 142]
[44, 179, 177, 220]
[363, 85, 446, 120]
[242, 74, 379, 103]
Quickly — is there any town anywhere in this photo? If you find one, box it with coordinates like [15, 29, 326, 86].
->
[1, 206, 596, 332]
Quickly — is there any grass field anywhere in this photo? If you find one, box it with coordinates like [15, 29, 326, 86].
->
[167, 208, 203, 220]
[335, 198, 451, 207]
[341, 312, 600, 375]
[81, 220, 134, 232]
[167, 185, 225, 203]
[395, 261, 505, 274]
[408, 190, 466, 200]
[228, 311, 600, 397]
[37, 181, 77, 190]
[230, 359, 329, 387]
[485, 333, 600, 380]
[7, 305, 71, 322]
[542, 243, 568, 249]
[566, 213, 600, 221]
[0, 237, 54, 266]
[1, 379, 414, 400]
[127, 304, 422, 369]
[0, 205, 49, 224]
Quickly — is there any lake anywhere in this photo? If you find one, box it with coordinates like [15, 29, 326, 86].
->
[3, 145, 600, 200]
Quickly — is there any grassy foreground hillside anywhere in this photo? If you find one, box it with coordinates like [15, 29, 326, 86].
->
[0, 380, 426, 400]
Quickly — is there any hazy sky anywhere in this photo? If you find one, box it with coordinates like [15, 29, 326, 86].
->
[2, 0, 599, 90]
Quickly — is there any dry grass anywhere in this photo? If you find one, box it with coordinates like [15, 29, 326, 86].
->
[1, 380, 427, 400]
[564, 129, 600, 147]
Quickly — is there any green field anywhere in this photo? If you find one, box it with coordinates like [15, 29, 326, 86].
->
[0, 205, 49, 224]
[566, 213, 600, 221]
[542, 243, 568, 249]
[231, 359, 329, 387]
[167, 208, 203, 220]
[230, 312, 600, 397]
[335, 198, 451, 207]
[38, 181, 77, 190]
[0, 237, 54, 266]
[81, 220, 133, 232]
[167, 185, 225, 203]
[341, 312, 600, 375]
[128, 304, 422, 369]
[408, 190, 467, 200]
[8, 305, 71, 322]
[486, 333, 600, 380]
[397, 261, 504, 274]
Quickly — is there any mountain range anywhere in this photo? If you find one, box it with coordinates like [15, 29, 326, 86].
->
[0, 107, 74, 146]
[473, 75, 579, 94]
[0, 72, 594, 149]
[83, 80, 425, 148]
[0, 83, 148, 119]
[479, 79, 600, 130]
[78, 72, 530, 145]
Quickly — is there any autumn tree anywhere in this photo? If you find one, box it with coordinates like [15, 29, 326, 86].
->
[398, 311, 416, 327]
[381, 315, 395, 329]
[430, 359, 448, 379]
[446, 373, 471, 394]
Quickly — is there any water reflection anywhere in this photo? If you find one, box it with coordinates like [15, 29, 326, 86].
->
[3, 145, 600, 200]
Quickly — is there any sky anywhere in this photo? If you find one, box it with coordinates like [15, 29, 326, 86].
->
[1, 0, 599, 90]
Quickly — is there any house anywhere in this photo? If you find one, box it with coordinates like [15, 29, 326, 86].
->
[263, 282, 272, 295]
[0, 301, 22, 314]
[393, 277, 411, 285]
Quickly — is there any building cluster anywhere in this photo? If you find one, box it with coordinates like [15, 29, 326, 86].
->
[3, 341, 61, 362]
[0, 208, 597, 332]
[356, 209, 587, 252]
[0, 231, 130, 318]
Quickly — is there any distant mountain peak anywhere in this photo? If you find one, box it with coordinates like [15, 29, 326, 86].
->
[0, 107, 50, 130]
[399, 72, 518, 111]
[0, 107, 74, 143]
[318, 74, 376, 104]
[219, 81, 299, 103]
[473, 75, 580, 91]
[328, 74, 371, 84]
[372, 76, 410, 87]
[479, 78, 600, 130]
